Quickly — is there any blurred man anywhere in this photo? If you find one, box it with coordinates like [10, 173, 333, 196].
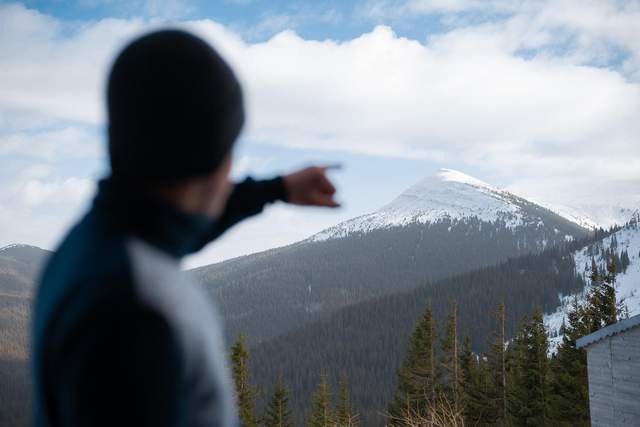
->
[33, 30, 339, 427]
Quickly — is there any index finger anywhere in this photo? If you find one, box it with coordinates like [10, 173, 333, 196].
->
[319, 174, 337, 194]
[320, 164, 342, 172]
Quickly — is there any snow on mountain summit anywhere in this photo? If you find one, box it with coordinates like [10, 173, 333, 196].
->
[432, 168, 494, 189]
[312, 169, 562, 242]
[374, 168, 521, 225]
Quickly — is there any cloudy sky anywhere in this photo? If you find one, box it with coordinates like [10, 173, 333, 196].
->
[1, 0, 639, 267]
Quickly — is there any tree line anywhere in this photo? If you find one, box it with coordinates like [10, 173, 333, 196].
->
[247, 234, 607, 425]
[232, 255, 628, 426]
[230, 334, 360, 426]
[388, 259, 627, 426]
[198, 215, 589, 347]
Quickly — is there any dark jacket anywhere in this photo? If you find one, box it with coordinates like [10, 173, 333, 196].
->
[32, 176, 286, 427]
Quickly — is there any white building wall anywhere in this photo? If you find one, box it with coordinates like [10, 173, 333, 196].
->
[586, 326, 640, 427]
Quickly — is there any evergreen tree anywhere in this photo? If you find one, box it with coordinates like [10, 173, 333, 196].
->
[508, 308, 551, 426]
[439, 301, 460, 408]
[549, 259, 625, 425]
[307, 375, 333, 427]
[335, 376, 358, 426]
[263, 377, 293, 427]
[602, 260, 620, 324]
[620, 249, 630, 272]
[388, 301, 437, 423]
[231, 334, 258, 427]
[459, 335, 491, 425]
[458, 335, 473, 413]
[549, 297, 589, 426]
[585, 260, 618, 332]
[485, 302, 507, 426]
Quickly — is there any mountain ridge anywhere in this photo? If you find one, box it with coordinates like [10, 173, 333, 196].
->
[312, 168, 576, 242]
[193, 169, 589, 344]
[0, 171, 636, 427]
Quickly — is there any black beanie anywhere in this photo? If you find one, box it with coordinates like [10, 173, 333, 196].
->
[107, 29, 244, 182]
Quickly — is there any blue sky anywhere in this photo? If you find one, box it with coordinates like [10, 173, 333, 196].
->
[1, 0, 639, 267]
[18, 0, 446, 41]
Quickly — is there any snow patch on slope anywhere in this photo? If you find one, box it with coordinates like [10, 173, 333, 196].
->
[0, 243, 40, 252]
[312, 169, 532, 242]
[545, 214, 640, 353]
[537, 202, 635, 230]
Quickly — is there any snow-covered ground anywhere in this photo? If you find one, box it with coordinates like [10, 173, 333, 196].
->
[538, 202, 635, 230]
[545, 214, 640, 353]
[312, 169, 544, 241]
[0, 243, 32, 251]
[0, 243, 44, 254]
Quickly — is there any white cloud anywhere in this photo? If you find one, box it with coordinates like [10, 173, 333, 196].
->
[1, 2, 639, 261]
[364, 0, 640, 79]
[3, 3, 637, 171]
[0, 3, 148, 125]
[231, 154, 275, 178]
[0, 167, 95, 249]
[0, 126, 102, 161]
[228, 4, 343, 41]
[244, 14, 301, 40]
[1, 161, 95, 211]
[16, 177, 94, 208]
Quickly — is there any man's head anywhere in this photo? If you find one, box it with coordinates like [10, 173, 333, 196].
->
[106, 30, 243, 215]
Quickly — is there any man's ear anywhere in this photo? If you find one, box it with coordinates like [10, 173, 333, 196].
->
[219, 155, 232, 179]
[204, 154, 233, 218]
[210, 155, 232, 189]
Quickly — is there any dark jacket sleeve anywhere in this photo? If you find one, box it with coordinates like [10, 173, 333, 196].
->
[52, 297, 183, 427]
[209, 176, 288, 240]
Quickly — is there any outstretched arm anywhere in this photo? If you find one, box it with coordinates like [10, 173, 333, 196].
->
[214, 176, 287, 234]
[210, 166, 340, 240]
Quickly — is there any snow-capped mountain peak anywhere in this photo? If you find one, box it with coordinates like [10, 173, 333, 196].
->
[312, 169, 572, 242]
[434, 168, 494, 189]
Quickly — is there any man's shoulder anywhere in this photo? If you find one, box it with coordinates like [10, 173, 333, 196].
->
[34, 211, 134, 349]
[124, 238, 204, 325]
[41, 210, 129, 288]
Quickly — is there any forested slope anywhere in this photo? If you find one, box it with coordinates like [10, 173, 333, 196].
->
[248, 237, 602, 426]
[195, 215, 587, 346]
[0, 245, 50, 427]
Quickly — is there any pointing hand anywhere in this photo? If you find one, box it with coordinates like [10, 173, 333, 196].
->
[282, 165, 340, 208]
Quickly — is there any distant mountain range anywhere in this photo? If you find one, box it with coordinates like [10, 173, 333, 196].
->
[536, 201, 636, 231]
[1, 169, 638, 427]
[249, 236, 593, 426]
[247, 211, 640, 426]
[0, 243, 50, 360]
[0, 244, 50, 297]
[0, 244, 51, 427]
[193, 169, 589, 344]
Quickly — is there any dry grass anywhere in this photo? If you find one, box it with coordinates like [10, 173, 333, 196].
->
[385, 395, 464, 427]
